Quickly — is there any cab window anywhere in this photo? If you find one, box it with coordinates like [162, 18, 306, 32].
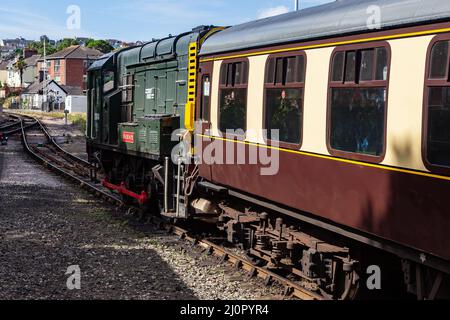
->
[103, 70, 115, 93]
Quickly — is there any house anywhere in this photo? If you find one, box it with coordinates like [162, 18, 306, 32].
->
[21, 79, 87, 113]
[0, 60, 8, 87]
[6, 59, 22, 88]
[23, 48, 38, 59]
[2, 38, 31, 49]
[45, 45, 102, 89]
[75, 37, 90, 46]
[0, 61, 9, 98]
[106, 39, 125, 49]
[21, 80, 67, 111]
[0, 46, 16, 59]
[22, 55, 41, 87]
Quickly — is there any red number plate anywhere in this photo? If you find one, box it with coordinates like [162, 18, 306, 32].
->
[122, 132, 135, 144]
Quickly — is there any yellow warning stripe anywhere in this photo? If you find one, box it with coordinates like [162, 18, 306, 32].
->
[185, 42, 198, 132]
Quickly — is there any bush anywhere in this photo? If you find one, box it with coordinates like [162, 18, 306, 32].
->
[68, 113, 87, 133]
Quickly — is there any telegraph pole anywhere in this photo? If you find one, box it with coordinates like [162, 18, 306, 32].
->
[295, 0, 299, 11]
[43, 37, 47, 112]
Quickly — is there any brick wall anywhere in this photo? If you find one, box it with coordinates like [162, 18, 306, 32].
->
[65, 59, 87, 89]
[43, 58, 89, 89]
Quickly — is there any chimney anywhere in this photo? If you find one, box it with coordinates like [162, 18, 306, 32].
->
[23, 48, 38, 59]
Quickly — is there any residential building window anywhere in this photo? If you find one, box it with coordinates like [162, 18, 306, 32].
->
[328, 43, 390, 162]
[424, 35, 450, 171]
[218, 59, 248, 133]
[264, 52, 306, 146]
[54, 60, 61, 74]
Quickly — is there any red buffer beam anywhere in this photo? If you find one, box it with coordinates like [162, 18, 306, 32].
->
[102, 179, 149, 205]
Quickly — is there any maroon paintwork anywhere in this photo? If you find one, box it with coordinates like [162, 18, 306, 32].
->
[197, 139, 450, 261]
[195, 23, 450, 263]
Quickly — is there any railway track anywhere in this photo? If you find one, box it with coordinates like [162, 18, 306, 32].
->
[11, 112, 323, 301]
[0, 114, 37, 136]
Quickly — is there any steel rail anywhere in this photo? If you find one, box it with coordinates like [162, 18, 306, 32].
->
[19, 116, 122, 204]
[7, 111, 93, 168]
[0, 120, 21, 130]
[18, 114, 323, 301]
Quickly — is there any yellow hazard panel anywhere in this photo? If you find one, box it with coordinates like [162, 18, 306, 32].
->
[185, 42, 197, 132]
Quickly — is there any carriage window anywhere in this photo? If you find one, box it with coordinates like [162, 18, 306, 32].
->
[332, 52, 344, 82]
[345, 51, 356, 82]
[425, 39, 450, 168]
[375, 47, 389, 81]
[329, 45, 389, 161]
[359, 50, 374, 81]
[264, 54, 305, 145]
[430, 41, 448, 79]
[219, 60, 248, 133]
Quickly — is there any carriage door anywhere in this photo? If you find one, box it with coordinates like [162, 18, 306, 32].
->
[197, 62, 213, 126]
[196, 61, 213, 180]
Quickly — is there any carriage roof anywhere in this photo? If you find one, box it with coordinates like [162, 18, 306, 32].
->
[200, 0, 450, 56]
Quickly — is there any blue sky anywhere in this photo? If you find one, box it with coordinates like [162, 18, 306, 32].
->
[0, 0, 334, 42]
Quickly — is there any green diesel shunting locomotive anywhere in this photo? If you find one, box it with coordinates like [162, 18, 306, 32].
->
[86, 26, 220, 217]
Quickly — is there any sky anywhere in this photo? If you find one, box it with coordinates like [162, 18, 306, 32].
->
[0, 0, 334, 42]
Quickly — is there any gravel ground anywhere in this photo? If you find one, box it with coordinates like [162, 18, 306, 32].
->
[38, 116, 88, 161]
[0, 133, 283, 300]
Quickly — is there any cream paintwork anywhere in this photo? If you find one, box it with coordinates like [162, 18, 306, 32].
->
[209, 60, 222, 137]
[210, 56, 268, 143]
[382, 36, 433, 171]
[246, 55, 268, 144]
[301, 47, 335, 155]
[208, 35, 438, 173]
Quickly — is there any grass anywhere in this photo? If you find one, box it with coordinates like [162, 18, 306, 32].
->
[8, 109, 87, 133]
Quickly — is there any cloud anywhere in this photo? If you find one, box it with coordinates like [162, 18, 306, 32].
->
[257, 6, 290, 19]
[0, 6, 96, 40]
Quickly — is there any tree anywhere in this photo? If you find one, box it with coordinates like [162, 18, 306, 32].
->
[86, 40, 114, 53]
[27, 41, 56, 56]
[56, 38, 80, 52]
[14, 58, 28, 87]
